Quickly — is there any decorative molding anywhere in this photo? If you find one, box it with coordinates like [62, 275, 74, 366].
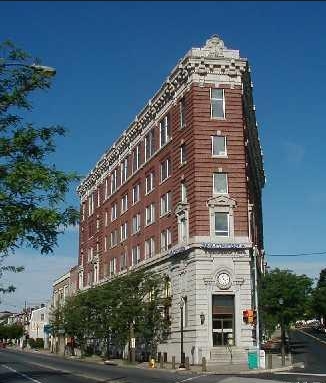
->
[206, 195, 236, 208]
[77, 36, 248, 198]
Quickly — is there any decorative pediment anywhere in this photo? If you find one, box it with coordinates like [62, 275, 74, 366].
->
[207, 195, 236, 208]
[175, 202, 189, 216]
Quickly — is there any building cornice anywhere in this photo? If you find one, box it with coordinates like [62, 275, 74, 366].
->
[77, 36, 248, 198]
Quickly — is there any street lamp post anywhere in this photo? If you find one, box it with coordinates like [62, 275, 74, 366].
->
[179, 297, 185, 369]
[278, 298, 286, 367]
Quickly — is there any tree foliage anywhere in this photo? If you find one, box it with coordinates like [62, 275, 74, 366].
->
[259, 268, 313, 336]
[0, 322, 23, 340]
[0, 40, 80, 294]
[51, 270, 170, 358]
[311, 268, 326, 322]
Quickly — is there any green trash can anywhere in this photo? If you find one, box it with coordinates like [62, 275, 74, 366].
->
[247, 348, 258, 369]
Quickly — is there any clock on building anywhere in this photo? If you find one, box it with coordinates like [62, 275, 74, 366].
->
[217, 272, 231, 289]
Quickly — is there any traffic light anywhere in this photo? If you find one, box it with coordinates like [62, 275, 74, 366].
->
[253, 310, 257, 325]
[243, 310, 249, 324]
[248, 309, 254, 324]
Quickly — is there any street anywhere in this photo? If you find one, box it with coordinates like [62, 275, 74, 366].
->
[1, 332, 326, 383]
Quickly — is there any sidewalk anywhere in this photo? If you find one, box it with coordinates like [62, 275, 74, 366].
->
[9, 345, 294, 375]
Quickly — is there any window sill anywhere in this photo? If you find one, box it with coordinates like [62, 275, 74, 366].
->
[212, 155, 228, 159]
[160, 211, 171, 218]
[179, 161, 187, 168]
[145, 221, 155, 227]
[145, 189, 154, 196]
[210, 116, 226, 121]
[160, 175, 171, 185]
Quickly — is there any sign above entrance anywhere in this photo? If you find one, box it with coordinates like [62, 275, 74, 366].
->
[201, 242, 250, 250]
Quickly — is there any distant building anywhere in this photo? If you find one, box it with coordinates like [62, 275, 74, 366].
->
[28, 305, 49, 342]
[63, 35, 265, 364]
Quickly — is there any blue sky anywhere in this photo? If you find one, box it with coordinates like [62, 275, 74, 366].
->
[1, 1, 325, 311]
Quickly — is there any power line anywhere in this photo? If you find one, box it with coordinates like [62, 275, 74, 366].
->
[267, 251, 326, 257]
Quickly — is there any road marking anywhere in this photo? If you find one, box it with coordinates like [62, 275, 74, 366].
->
[298, 329, 326, 345]
[177, 376, 203, 383]
[1, 364, 43, 383]
[274, 372, 326, 377]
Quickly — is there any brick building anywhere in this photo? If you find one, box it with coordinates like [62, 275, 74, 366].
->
[76, 35, 265, 364]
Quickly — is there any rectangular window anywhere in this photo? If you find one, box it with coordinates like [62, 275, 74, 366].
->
[97, 189, 101, 207]
[180, 98, 186, 128]
[145, 172, 154, 194]
[161, 228, 172, 252]
[132, 183, 140, 205]
[132, 213, 141, 234]
[160, 158, 171, 182]
[145, 129, 155, 161]
[87, 247, 93, 262]
[212, 136, 227, 157]
[145, 203, 155, 226]
[120, 222, 128, 242]
[110, 229, 118, 247]
[132, 245, 140, 266]
[159, 115, 170, 147]
[132, 145, 140, 173]
[120, 157, 128, 184]
[160, 192, 171, 216]
[111, 169, 118, 194]
[214, 212, 229, 236]
[96, 217, 100, 230]
[211, 88, 225, 118]
[213, 173, 228, 194]
[180, 144, 187, 164]
[120, 252, 127, 271]
[40, 313, 45, 321]
[82, 202, 85, 221]
[88, 194, 94, 216]
[105, 211, 108, 226]
[109, 257, 116, 276]
[105, 178, 109, 199]
[121, 193, 128, 213]
[181, 182, 187, 203]
[111, 203, 117, 221]
[104, 235, 109, 252]
[145, 237, 155, 259]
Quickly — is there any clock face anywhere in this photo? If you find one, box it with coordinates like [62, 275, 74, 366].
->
[217, 272, 231, 288]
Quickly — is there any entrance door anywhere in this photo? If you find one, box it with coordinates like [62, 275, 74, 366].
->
[212, 295, 234, 346]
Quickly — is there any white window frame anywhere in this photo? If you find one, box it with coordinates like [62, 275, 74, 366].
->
[145, 203, 155, 226]
[87, 247, 93, 262]
[210, 88, 225, 119]
[120, 252, 127, 271]
[132, 213, 141, 234]
[213, 173, 228, 195]
[132, 245, 140, 266]
[132, 183, 140, 205]
[105, 178, 109, 200]
[160, 192, 171, 216]
[120, 157, 128, 184]
[111, 169, 118, 194]
[160, 158, 171, 183]
[121, 193, 128, 213]
[160, 228, 172, 252]
[105, 211, 108, 226]
[181, 182, 187, 203]
[214, 212, 229, 237]
[159, 115, 170, 147]
[88, 193, 94, 216]
[145, 172, 154, 194]
[111, 203, 117, 221]
[145, 129, 155, 161]
[110, 229, 118, 248]
[120, 222, 128, 242]
[145, 237, 155, 259]
[212, 135, 227, 157]
[132, 144, 140, 173]
[180, 144, 186, 164]
[109, 257, 116, 276]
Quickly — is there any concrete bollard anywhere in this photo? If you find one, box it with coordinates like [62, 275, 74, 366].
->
[185, 356, 190, 370]
[267, 352, 272, 369]
[172, 355, 176, 369]
[202, 356, 207, 372]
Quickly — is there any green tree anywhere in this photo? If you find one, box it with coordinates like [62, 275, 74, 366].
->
[311, 268, 326, 323]
[259, 268, 313, 337]
[0, 40, 79, 294]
